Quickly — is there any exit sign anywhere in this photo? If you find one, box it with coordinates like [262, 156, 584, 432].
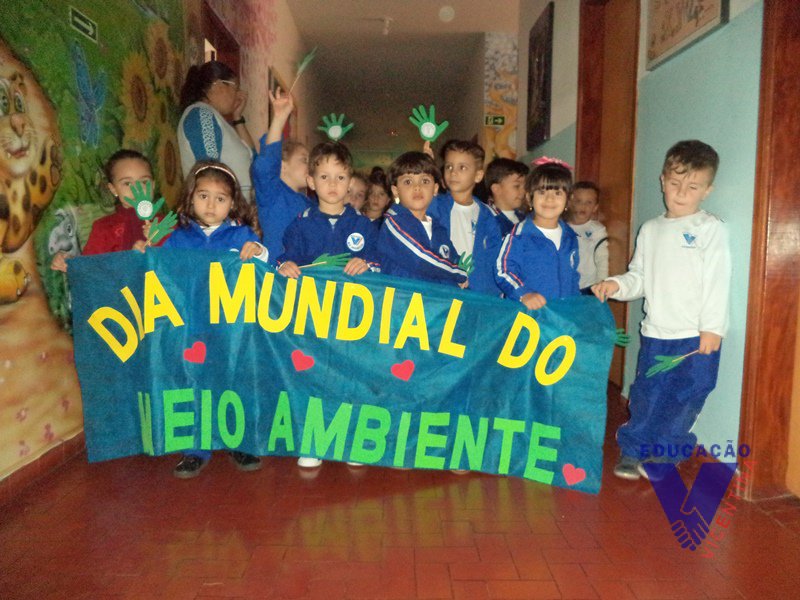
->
[484, 115, 505, 126]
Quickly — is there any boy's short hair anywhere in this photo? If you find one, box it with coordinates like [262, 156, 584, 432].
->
[572, 180, 600, 198]
[388, 152, 442, 188]
[308, 141, 353, 175]
[440, 139, 485, 166]
[662, 140, 719, 181]
[281, 140, 306, 162]
[485, 158, 529, 190]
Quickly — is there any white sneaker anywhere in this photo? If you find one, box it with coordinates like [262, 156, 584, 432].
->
[297, 457, 322, 468]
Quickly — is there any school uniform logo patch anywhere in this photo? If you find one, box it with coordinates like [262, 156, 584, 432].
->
[585, 231, 593, 238]
[439, 244, 450, 259]
[346, 232, 365, 252]
[682, 232, 697, 248]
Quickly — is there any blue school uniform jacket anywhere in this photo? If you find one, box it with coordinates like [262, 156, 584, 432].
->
[164, 219, 261, 252]
[495, 217, 580, 301]
[427, 193, 503, 296]
[488, 205, 527, 237]
[251, 136, 312, 263]
[277, 204, 379, 267]
[377, 204, 467, 286]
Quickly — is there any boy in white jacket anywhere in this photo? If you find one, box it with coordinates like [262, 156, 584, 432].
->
[593, 140, 730, 481]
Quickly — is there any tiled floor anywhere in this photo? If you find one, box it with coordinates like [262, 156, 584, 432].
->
[1, 388, 799, 600]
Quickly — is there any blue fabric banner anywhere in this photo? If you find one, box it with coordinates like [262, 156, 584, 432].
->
[69, 250, 615, 493]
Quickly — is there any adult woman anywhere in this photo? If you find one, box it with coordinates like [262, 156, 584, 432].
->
[178, 61, 255, 199]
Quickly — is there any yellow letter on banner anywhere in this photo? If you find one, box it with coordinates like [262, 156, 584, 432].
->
[394, 292, 430, 351]
[496, 312, 540, 368]
[88, 307, 139, 362]
[294, 277, 337, 338]
[535, 335, 577, 385]
[142, 271, 184, 334]
[437, 299, 466, 358]
[336, 282, 375, 341]
[209, 262, 256, 324]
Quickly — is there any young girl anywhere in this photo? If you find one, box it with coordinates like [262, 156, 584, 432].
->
[51, 149, 154, 272]
[345, 171, 368, 213]
[363, 168, 392, 225]
[495, 158, 580, 309]
[159, 160, 267, 478]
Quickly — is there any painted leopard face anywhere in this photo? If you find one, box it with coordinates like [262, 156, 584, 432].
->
[0, 73, 39, 178]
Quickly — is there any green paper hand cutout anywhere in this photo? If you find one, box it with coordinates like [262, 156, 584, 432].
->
[645, 350, 698, 378]
[302, 252, 352, 269]
[317, 113, 354, 141]
[614, 328, 631, 347]
[148, 211, 178, 245]
[409, 104, 449, 142]
[122, 180, 165, 221]
[458, 252, 474, 276]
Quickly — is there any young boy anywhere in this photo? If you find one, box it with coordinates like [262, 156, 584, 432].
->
[567, 181, 609, 292]
[251, 89, 311, 263]
[426, 140, 503, 296]
[276, 141, 378, 279]
[593, 140, 730, 481]
[378, 152, 467, 287]
[485, 158, 529, 236]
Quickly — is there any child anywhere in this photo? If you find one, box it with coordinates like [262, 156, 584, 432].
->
[495, 159, 580, 309]
[377, 152, 467, 287]
[363, 168, 392, 226]
[426, 139, 503, 296]
[277, 142, 377, 469]
[51, 149, 154, 271]
[593, 140, 730, 481]
[345, 172, 368, 213]
[485, 157, 529, 236]
[251, 89, 311, 263]
[160, 160, 267, 478]
[567, 181, 609, 292]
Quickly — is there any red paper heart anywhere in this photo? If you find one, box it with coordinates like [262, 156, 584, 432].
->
[291, 349, 315, 371]
[562, 463, 586, 486]
[391, 359, 415, 381]
[183, 341, 206, 364]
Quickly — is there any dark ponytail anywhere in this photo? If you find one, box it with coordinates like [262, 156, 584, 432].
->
[179, 61, 236, 111]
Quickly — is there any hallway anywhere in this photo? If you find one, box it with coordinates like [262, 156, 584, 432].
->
[2, 391, 799, 600]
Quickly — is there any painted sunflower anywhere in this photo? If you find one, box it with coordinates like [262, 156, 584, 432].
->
[146, 21, 175, 91]
[155, 122, 181, 208]
[120, 52, 155, 144]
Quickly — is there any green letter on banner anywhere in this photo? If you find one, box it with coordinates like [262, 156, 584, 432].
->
[524, 422, 561, 483]
[349, 404, 391, 463]
[163, 388, 195, 452]
[301, 397, 353, 460]
[415, 412, 450, 469]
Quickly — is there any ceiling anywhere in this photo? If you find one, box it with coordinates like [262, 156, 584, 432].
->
[285, 0, 520, 157]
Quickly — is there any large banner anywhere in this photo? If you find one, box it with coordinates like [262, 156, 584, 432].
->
[69, 250, 615, 493]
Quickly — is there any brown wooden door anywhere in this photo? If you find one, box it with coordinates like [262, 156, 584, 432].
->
[202, 1, 240, 76]
[575, 0, 640, 387]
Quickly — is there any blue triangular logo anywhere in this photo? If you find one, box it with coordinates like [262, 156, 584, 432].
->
[683, 233, 696, 245]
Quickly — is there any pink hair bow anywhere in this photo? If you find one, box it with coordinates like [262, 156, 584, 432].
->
[531, 156, 573, 170]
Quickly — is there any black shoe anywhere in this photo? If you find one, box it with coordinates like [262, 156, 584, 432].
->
[173, 455, 207, 479]
[230, 451, 262, 472]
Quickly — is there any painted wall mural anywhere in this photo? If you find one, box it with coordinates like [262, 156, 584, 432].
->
[0, 0, 184, 479]
[483, 32, 519, 161]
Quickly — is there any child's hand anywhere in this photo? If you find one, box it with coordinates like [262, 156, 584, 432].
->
[698, 331, 722, 354]
[343, 256, 369, 276]
[50, 251, 69, 272]
[458, 279, 469, 289]
[239, 241, 263, 261]
[277, 261, 301, 278]
[269, 88, 294, 120]
[521, 292, 546, 310]
[592, 280, 619, 302]
[132, 240, 148, 253]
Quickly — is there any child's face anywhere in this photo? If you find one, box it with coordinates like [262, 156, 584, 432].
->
[281, 147, 309, 192]
[491, 174, 526, 211]
[191, 176, 233, 227]
[660, 167, 714, 218]
[365, 183, 390, 216]
[345, 178, 367, 212]
[443, 150, 484, 200]
[568, 188, 599, 225]
[392, 172, 439, 221]
[530, 185, 568, 229]
[307, 156, 351, 213]
[107, 158, 153, 201]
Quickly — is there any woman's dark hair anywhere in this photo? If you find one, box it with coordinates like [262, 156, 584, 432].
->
[176, 160, 260, 237]
[103, 149, 153, 183]
[179, 61, 236, 111]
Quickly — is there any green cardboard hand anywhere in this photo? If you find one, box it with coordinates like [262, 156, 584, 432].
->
[409, 104, 449, 142]
[614, 328, 631, 347]
[458, 252, 474, 276]
[148, 211, 178, 245]
[317, 113, 354, 141]
[122, 180, 165, 221]
[301, 252, 352, 269]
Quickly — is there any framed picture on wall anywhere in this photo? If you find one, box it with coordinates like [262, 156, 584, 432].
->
[526, 2, 553, 150]
[647, 0, 730, 69]
[268, 67, 296, 139]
